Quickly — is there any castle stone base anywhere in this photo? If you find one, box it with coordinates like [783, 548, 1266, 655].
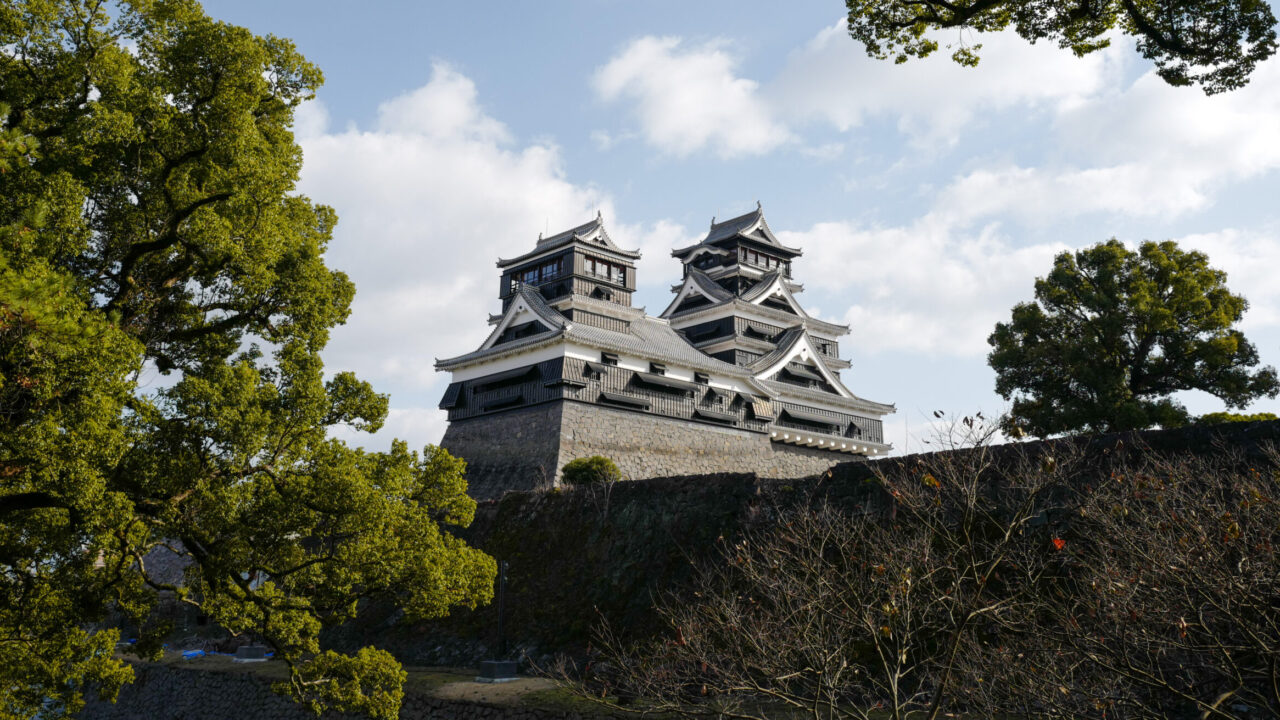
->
[442, 400, 850, 500]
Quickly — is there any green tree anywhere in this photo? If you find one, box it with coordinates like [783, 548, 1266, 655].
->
[844, 0, 1278, 94]
[0, 2, 494, 718]
[988, 239, 1279, 437]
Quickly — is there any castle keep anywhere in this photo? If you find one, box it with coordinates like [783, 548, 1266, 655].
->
[436, 205, 894, 498]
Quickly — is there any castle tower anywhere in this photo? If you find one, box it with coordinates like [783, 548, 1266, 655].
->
[436, 209, 894, 500]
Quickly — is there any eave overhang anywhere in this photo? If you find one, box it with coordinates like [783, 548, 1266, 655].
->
[666, 299, 850, 338]
[496, 214, 640, 269]
[768, 427, 891, 455]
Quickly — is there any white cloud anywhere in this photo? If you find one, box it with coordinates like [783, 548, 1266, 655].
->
[588, 20, 1280, 230]
[615, 219, 702, 292]
[1176, 227, 1280, 332]
[593, 36, 793, 158]
[769, 21, 1126, 147]
[778, 217, 1280, 363]
[374, 66, 510, 143]
[932, 163, 1212, 225]
[330, 407, 448, 456]
[295, 63, 718, 449]
[296, 63, 612, 448]
[928, 49, 1280, 226]
[781, 218, 1065, 356]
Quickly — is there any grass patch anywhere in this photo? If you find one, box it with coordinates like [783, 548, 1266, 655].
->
[402, 668, 476, 695]
[519, 685, 612, 713]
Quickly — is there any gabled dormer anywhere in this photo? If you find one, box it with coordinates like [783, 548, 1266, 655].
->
[496, 213, 641, 313]
[671, 203, 803, 298]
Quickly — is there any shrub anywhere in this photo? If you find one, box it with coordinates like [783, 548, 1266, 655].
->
[1197, 411, 1279, 425]
[561, 456, 622, 485]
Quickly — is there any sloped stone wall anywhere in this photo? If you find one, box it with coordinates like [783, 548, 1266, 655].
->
[442, 403, 565, 499]
[444, 400, 852, 500]
[557, 400, 846, 481]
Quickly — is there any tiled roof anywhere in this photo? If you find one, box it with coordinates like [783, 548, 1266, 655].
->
[497, 214, 640, 268]
[567, 316, 755, 377]
[688, 269, 734, 302]
[748, 326, 808, 373]
[668, 297, 850, 336]
[761, 378, 896, 415]
[740, 270, 785, 303]
[516, 283, 569, 328]
[437, 289, 772, 394]
[437, 325, 564, 368]
[672, 204, 802, 258]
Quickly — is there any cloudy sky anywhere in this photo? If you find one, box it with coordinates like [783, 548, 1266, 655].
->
[202, 0, 1280, 454]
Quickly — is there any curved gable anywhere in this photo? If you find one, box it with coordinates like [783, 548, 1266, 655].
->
[742, 272, 809, 318]
[751, 328, 853, 399]
[660, 270, 733, 318]
[480, 288, 565, 350]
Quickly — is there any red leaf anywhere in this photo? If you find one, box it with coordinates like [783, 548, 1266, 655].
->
[1052, 538, 1067, 551]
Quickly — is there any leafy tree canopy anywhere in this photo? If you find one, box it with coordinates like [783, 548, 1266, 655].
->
[988, 239, 1279, 437]
[845, 0, 1279, 94]
[0, 2, 494, 718]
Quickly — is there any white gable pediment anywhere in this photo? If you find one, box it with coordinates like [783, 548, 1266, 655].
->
[479, 293, 562, 350]
[745, 274, 809, 318]
[660, 272, 730, 318]
[753, 330, 852, 399]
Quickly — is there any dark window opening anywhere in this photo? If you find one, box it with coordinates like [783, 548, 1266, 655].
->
[633, 372, 700, 394]
[599, 390, 650, 410]
[694, 372, 709, 384]
[649, 362, 666, 375]
[675, 294, 711, 313]
[601, 352, 619, 366]
[516, 257, 564, 286]
[762, 296, 797, 314]
[474, 365, 540, 392]
[585, 256, 627, 284]
[694, 407, 737, 424]
[482, 395, 525, 412]
[494, 320, 551, 346]
[778, 408, 840, 434]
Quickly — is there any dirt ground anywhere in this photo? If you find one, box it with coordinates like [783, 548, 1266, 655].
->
[432, 676, 558, 703]
[154, 651, 564, 707]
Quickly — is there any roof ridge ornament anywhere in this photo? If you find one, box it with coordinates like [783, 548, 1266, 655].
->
[710, 216, 716, 227]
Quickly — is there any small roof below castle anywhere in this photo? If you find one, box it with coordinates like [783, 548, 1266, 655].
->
[672, 203, 802, 260]
[497, 213, 641, 269]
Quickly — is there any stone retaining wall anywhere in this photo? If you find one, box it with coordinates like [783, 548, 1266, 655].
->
[558, 400, 845, 481]
[444, 400, 849, 499]
[78, 663, 601, 720]
[441, 403, 565, 499]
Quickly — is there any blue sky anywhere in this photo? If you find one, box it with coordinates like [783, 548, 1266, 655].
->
[201, 1, 1280, 453]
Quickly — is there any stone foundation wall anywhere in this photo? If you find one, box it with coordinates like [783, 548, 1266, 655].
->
[441, 403, 564, 499]
[557, 401, 846, 482]
[443, 401, 852, 500]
